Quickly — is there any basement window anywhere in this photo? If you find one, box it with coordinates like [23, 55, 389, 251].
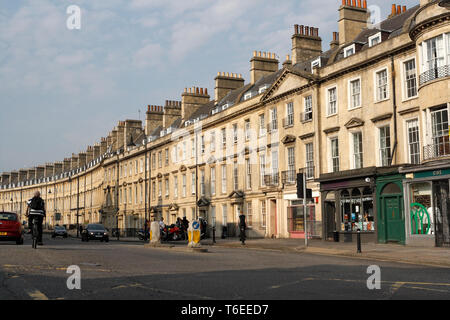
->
[368, 32, 382, 47]
[344, 44, 356, 58]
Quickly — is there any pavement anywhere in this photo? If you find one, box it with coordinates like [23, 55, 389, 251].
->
[203, 238, 450, 268]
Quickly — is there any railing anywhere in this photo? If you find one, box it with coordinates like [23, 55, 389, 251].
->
[264, 173, 279, 187]
[300, 111, 313, 123]
[281, 170, 296, 185]
[282, 117, 294, 128]
[419, 65, 450, 86]
[423, 139, 450, 161]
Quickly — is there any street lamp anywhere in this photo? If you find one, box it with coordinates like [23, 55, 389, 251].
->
[438, 0, 450, 9]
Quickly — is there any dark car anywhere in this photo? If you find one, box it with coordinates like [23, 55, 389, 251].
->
[0, 212, 24, 245]
[52, 225, 68, 238]
[81, 224, 109, 242]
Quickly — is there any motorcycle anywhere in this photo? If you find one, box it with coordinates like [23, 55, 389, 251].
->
[161, 224, 183, 241]
[137, 229, 149, 241]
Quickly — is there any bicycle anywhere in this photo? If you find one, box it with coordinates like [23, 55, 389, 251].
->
[30, 215, 42, 249]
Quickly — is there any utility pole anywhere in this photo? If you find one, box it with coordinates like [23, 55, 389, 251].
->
[76, 175, 80, 238]
[303, 170, 308, 247]
[195, 130, 199, 220]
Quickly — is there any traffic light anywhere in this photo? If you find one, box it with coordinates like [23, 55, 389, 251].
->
[296, 173, 312, 199]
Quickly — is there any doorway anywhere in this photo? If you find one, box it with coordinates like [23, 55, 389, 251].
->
[269, 199, 277, 237]
[433, 180, 450, 247]
[325, 201, 336, 240]
[380, 183, 404, 243]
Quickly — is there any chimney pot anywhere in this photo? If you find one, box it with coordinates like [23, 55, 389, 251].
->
[397, 5, 401, 14]
[402, 5, 406, 12]
[300, 25, 304, 35]
[363, 0, 367, 8]
[352, 0, 356, 7]
[357, 0, 361, 7]
[295, 24, 299, 34]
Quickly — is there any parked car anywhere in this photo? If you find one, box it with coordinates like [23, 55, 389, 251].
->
[0, 212, 24, 245]
[52, 225, 68, 238]
[81, 224, 109, 242]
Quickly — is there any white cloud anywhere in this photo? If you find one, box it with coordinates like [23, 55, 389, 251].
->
[133, 42, 164, 67]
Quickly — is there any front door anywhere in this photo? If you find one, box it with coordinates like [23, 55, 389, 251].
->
[269, 200, 277, 237]
[384, 196, 403, 242]
[325, 201, 336, 240]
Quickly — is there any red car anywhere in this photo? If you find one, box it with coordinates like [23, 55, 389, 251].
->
[0, 212, 24, 245]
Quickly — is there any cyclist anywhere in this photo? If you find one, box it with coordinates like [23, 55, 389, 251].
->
[26, 191, 46, 246]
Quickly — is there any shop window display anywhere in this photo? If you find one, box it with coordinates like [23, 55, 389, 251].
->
[410, 182, 433, 235]
[340, 188, 374, 232]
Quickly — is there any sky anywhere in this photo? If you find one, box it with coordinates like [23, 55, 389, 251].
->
[0, 0, 419, 173]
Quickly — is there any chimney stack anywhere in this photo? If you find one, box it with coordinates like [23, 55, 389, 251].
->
[214, 72, 245, 103]
[53, 162, 63, 176]
[389, 4, 407, 18]
[145, 105, 164, 136]
[19, 170, 28, 182]
[44, 163, 54, 178]
[181, 87, 210, 120]
[124, 120, 143, 147]
[163, 101, 182, 128]
[93, 145, 101, 159]
[63, 158, 72, 172]
[70, 155, 79, 171]
[26, 169, 35, 181]
[250, 51, 279, 84]
[35, 166, 45, 179]
[10, 172, 18, 185]
[330, 32, 340, 50]
[2, 173, 11, 185]
[283, 55, 292, 68]
[291, 25, 322, 65]
[78, 153, 87, 167]
[338, 0, 369, 45]
[100, 138, 108, 155]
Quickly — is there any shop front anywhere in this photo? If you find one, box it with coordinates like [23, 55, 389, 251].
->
[376, 170, 405, 244]
[319, 168, 377, 243]
[401, 162, 450, 247]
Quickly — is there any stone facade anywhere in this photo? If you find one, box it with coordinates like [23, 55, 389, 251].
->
[1, 0, 449, 242]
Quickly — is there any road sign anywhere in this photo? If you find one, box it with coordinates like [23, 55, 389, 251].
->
[192, 221, 200, 230]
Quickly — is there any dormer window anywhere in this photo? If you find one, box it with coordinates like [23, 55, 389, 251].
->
[344, 44, 356, 58]
[311, 58, 321, 69]
[258, 85, 268, 94]
[222, 103, 230, 110]
[244, 92, 252, 100]
[369, 32, 382, 47]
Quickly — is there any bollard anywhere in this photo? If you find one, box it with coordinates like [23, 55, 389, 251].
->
[357, 228, 362, 253]
[188, 220, 201, 248]
[212, 226, 216, 244]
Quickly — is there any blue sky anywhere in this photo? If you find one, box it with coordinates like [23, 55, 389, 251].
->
[0, 0, 418, 172]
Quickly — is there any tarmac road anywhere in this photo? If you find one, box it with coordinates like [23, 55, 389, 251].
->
[1, 234, 450, 300]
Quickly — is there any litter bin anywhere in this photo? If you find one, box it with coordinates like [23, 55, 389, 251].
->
[333, 231, 339, 242]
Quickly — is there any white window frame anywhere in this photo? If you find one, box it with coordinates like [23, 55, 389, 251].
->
[405, 118, 420, 165]
[401, 57, 418, 101]
[344, 44, 356, 58]
[327, 86, 338, 117]
[368, 32, 381, 47]
[221, 165, 227, 194]
[286, 102, 294, 126]
[350, 131, 363, 169]
[210, 167, 216, 196]
[348, 77, 362, 110]
[244, 92, 253, 100]
[374, 67, 390, 102]
[259, 85, 268, 94]
[329, 136, 340, 173]
[311, 58, 321, 69]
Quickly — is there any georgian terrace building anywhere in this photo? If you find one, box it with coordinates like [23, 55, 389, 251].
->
[1, 0, 449, 244]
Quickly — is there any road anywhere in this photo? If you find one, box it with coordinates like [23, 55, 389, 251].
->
[1, 234, 450, 300]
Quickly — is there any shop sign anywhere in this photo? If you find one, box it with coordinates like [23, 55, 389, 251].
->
[414, 169, 450, 179]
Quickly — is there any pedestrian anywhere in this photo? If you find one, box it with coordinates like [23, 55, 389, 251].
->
[182, 216, 189, 240]
[239, 212, 246, 245]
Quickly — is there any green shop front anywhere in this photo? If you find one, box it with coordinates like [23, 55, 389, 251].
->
[400, 162, 450, 247]
[375, 169, 405, 245]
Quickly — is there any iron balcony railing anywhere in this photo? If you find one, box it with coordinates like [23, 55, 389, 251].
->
[419, 65, 450, 86]
[281, 170, 296, 185]
[423, 139, 450, 161]
[300, 111, 313, 123]
[264, 173, 279, 187]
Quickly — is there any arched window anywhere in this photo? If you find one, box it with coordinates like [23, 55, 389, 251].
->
[381, 183, 401, 195]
